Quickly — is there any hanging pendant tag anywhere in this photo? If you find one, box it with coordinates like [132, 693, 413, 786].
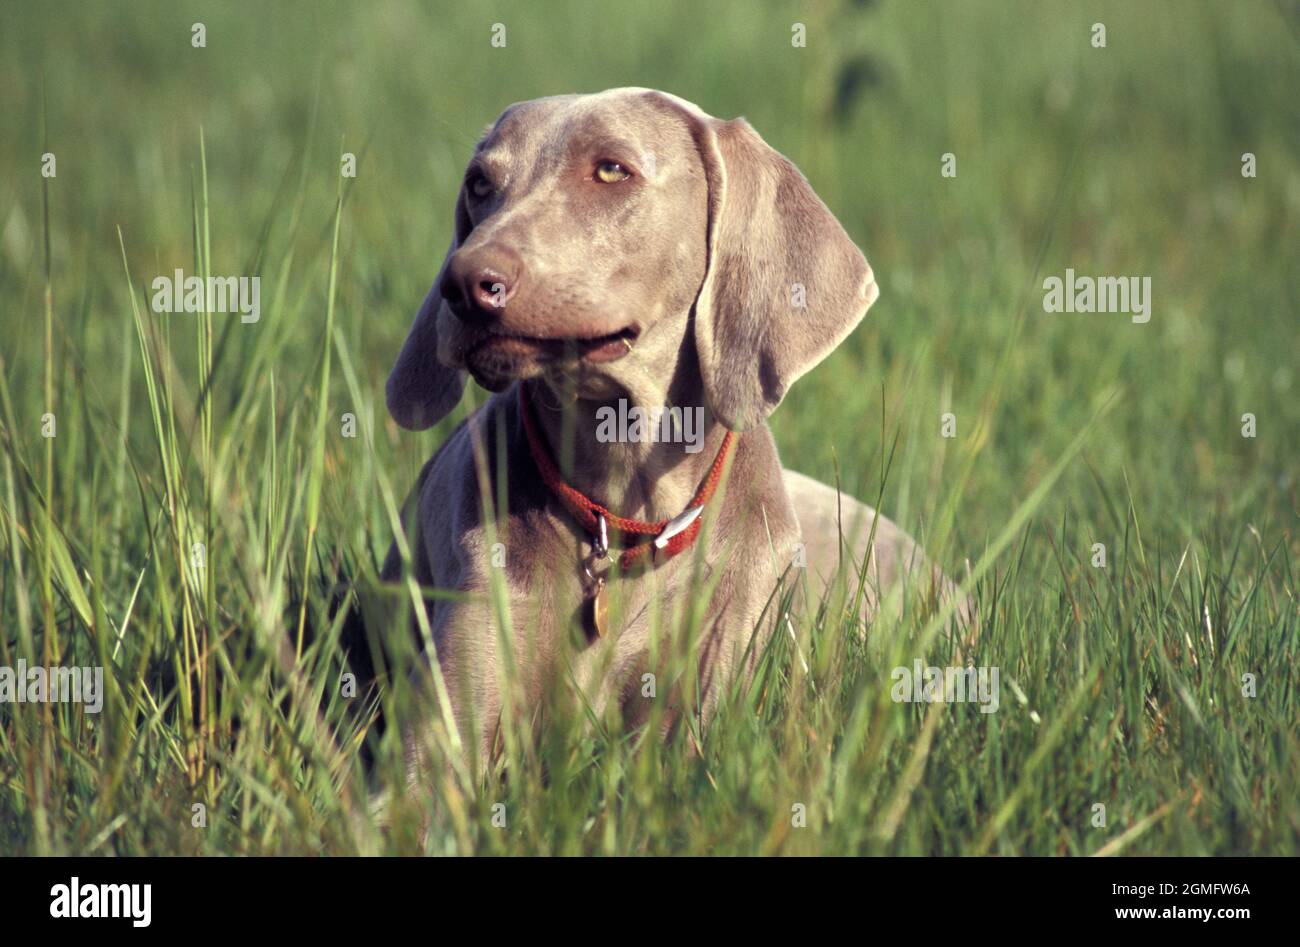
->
[584, 578, 610, 638]
[655, 505, 703, 549]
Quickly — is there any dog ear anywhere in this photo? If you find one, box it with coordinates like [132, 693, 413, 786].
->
[690, 116, 878, 431]
[385, 191, 472, 431]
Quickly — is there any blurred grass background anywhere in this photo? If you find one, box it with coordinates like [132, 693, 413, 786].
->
[0, 0, 1296, 854]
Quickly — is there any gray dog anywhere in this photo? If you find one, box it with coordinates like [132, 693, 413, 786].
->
[383, 88, 965, 770]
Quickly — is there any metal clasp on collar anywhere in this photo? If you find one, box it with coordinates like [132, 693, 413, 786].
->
[654, 505, 703, 550]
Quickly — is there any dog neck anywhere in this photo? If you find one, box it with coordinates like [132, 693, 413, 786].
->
[520, 373, 733, 526]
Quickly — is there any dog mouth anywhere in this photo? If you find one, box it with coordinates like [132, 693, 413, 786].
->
[466, 325, 640, 367]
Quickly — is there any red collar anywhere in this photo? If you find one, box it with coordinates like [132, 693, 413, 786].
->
[518, 383, 734, 570]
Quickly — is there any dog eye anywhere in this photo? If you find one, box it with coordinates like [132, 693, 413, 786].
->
[468, 172, 494, 199]
[594, 160, 631, 184]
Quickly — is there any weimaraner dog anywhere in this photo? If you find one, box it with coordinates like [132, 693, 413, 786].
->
[383, 88, 967, 769]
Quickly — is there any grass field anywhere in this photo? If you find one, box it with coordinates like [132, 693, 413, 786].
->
[0, 0, 1296, 855]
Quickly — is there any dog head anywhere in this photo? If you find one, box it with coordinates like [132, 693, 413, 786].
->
[386, 87, 878, 432]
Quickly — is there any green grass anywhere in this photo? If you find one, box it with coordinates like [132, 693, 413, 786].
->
[0, 0, 1296, 855]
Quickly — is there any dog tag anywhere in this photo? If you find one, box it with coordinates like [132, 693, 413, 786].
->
[585, 579, 610, 639]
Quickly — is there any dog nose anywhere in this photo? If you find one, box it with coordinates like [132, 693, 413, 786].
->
[441, 248, 521, 323]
